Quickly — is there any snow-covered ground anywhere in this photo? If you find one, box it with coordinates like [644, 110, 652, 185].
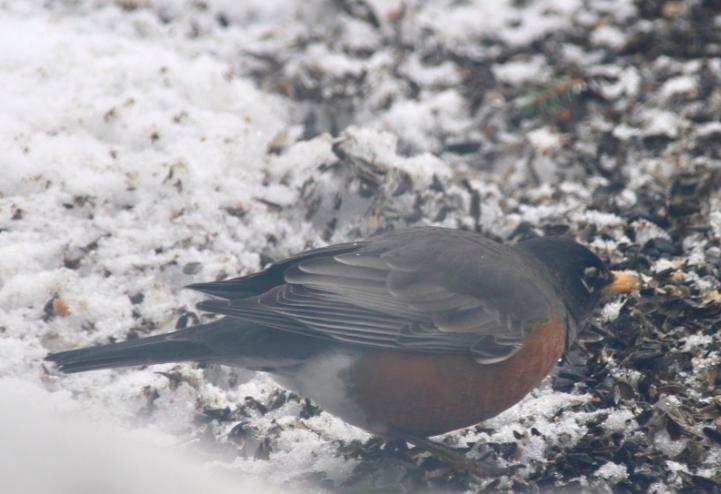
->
[2, 1, 720, 493]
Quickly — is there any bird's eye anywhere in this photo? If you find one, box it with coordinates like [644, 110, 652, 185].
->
[580, 266, 598, 292]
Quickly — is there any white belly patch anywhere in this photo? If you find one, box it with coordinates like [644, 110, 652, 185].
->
[271, 350, 372, 431]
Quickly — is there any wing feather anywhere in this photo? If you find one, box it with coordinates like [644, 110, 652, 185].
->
[192, 228, 556, 363]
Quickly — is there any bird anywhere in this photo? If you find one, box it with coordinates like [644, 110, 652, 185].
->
[46, 227, 639, 466]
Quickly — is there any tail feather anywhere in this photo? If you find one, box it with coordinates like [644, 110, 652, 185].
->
[46, 318, 328, 374]
[46, 331, 210, 374]
[45, 319, 240, 373]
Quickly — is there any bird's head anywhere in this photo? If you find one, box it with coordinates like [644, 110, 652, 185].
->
[515, 236, 640, 324]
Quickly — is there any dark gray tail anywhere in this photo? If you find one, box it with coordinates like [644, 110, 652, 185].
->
[46, 318, 327, 374]
[46, 319, 238, 373]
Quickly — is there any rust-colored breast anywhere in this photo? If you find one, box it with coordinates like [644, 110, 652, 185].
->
[351, 314, 566, 436]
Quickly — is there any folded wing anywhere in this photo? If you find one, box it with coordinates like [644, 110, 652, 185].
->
[191, 228, 555, 364]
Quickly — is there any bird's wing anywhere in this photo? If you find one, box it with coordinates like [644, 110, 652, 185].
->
[193, 228, 556, 363]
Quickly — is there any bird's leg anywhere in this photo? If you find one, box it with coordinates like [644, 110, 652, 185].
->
[389, 430, 508, 477]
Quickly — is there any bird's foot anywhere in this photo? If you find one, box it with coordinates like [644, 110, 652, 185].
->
[390, 430, 515, 478]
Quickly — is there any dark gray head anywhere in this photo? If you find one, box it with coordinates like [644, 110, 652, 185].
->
[513, 236, 615, 323]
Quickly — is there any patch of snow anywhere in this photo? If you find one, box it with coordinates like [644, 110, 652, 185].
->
[618, 66, 642, 98]
[683, 236, 708, 266]
[575, 210, 625, 228]
[603, 0, 638, 20]
[683, 333, 714, 352]
[527, 127, 563, 154]
[591, 25, 627, 49]
[660, 75, 697, 100]
[641, 109, 683, 138]
[602, 409, 638, 433]
[613, 123, 641, 140]
[463, 385, 596, 469]
[594, 461, 629, 482]
[711, 210, 721, 238]
[376, 90, 468, 153]
[601, 299, 626, 322]
[665, 459, 690, 475]
[696, 121, 721, 137]
[291, 43, 366, 79]
[401, 55, 462, 87]
[650, 481, 677, 494]
[338, 17, 383, 52]
[0, 378, 284, 494]
[709, 56, 721, 76]
[652, 258, 680, 273]
[561, 44, 590, 64]
[493, 57, 550, 85]
[615, 188, 638, 208]
[681, 59, 702, 74]
[414, 0, 582, 47]
[632, 219, 671, 244]
[696, 449, 721, 479]
[654, 430, 688, 459]
[0, 4, 367, 489]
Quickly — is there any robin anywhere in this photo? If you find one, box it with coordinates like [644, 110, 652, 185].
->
[47, 227, 639, 463]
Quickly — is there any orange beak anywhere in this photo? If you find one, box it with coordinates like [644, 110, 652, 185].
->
[602, 270, 641, 294]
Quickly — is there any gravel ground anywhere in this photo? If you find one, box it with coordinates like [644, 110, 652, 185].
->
[1, 1, 720, 493]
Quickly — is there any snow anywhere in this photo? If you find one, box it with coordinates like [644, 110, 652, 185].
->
[601, 299, 625, 322]
[400, 56, 462, 87]
[464, 386, 597, 468]
[652, 258, 680, 273]
[613, 123, 641, 140]
[289, 44, 366, 79]
[414, 0, 582, 46]
[527, 127, 563, 154]
[641, 109, 683, 138]
[697, 121, 721, 138]
[660, 75, 697, 100]
[594, 461, 628, 482]
[0, 379, 281, 494]
[0, 4, 355, 491]
[606, 412, 638, 436]
[682, 333, 714, 352]
[591, 25, 627, 49]
[377, 90, 468, 154]
[594, 64, 643, 101]
[493, 57, 550, 85]
[2, 0, 719, 492]
[632, 219, 671, 244]
[711, 211, 721, 239]
[654, 430, 688, 458]
[619, 67, 643, 98]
